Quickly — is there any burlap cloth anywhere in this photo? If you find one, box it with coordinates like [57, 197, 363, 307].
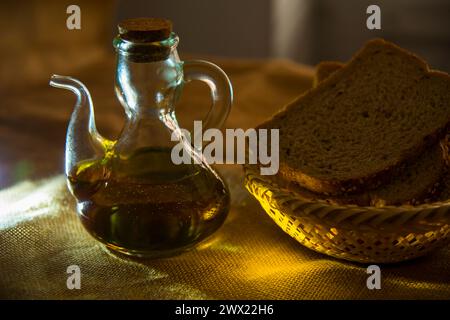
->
[1, 2, 450, 299]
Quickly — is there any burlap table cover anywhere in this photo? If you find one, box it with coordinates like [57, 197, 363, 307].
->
[1, 53, 450, 299]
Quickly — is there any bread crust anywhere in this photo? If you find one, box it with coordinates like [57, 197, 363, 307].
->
[313, 61, 344, 86]
[275, 162, 445, 206]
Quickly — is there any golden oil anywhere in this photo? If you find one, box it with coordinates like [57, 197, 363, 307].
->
[68, 147, 230, 258]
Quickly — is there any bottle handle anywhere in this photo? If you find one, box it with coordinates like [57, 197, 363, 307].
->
[182, 60, 233, 132]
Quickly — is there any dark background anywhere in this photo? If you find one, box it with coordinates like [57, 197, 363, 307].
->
[115, 0, 450, 71]
[1, 0, 450, 89]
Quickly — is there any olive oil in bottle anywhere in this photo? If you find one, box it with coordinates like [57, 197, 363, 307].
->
[68, 147, 230, 258]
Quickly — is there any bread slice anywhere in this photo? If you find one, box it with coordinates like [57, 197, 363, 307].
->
[277, 143, 446, 206]
[271, 61, 447, 206]
[313, 61, 344, 86]
[260, 38, 450, 195]
[276, 60, 445, 206]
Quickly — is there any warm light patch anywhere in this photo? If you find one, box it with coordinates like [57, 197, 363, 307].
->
[0, 175, 66, 230]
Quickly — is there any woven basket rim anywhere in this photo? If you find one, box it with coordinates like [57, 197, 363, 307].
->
[244, 165, 450, 262]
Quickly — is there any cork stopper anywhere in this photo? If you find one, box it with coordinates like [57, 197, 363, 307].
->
[118, 17, 173, 42]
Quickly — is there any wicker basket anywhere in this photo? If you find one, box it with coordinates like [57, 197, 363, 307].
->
[244, 167, 450, 264]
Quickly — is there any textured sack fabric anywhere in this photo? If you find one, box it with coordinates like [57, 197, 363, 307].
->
[1, 168, 450, 299]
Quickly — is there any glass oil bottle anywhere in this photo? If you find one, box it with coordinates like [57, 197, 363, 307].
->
[50, 18, 233, 258]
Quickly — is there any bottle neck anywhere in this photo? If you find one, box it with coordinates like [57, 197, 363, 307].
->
[114, 33, 183, 117]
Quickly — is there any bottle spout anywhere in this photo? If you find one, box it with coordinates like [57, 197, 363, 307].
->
[50, 75, 111, 175]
